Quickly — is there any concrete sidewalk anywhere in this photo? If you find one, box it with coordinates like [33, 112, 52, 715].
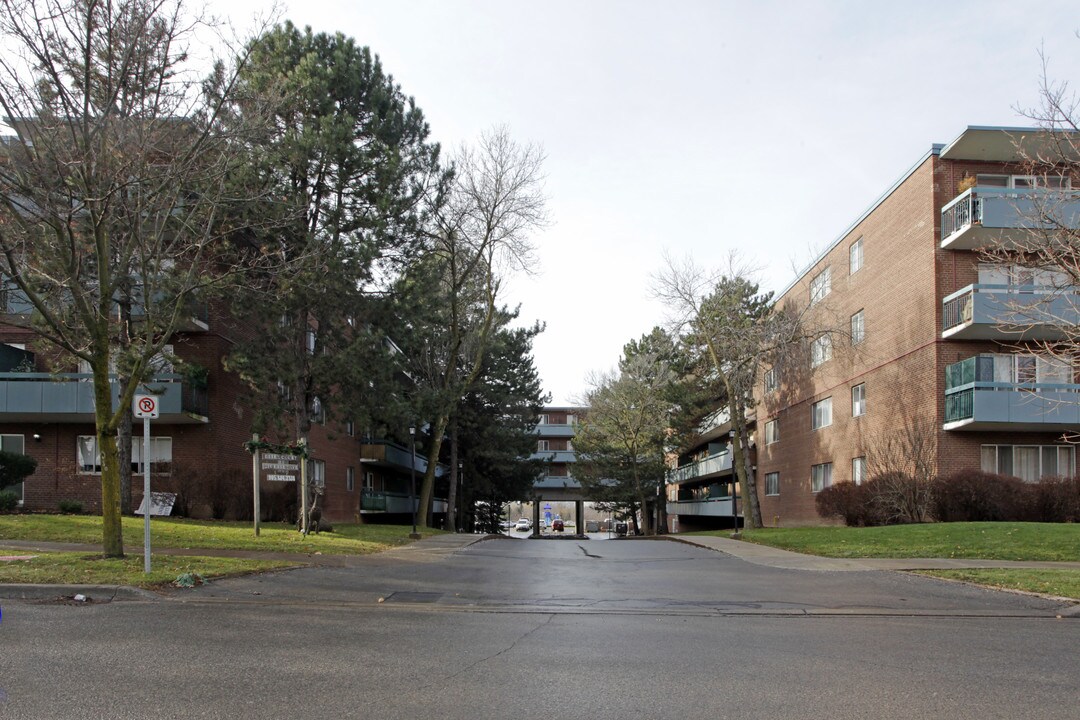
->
[666, 533, 1080, 571]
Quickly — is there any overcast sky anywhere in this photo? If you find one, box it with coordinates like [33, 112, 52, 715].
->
[227, 0, 1080, 404]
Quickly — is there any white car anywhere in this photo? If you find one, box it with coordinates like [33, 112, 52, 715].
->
[514, 519, 532, 532]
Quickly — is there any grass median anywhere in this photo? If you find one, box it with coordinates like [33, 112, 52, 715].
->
[714, 522, 1080, 562]
[0, 550, 301, 588]
[0, 514, 442, 555]
[691, 522, 1080, 600]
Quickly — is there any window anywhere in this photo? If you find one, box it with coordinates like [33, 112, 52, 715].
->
[764, 420, 779, 445]
[79, 436, 171, 474]
[132, 437, 172, 474]
[810, 267, 831, 304]
[852, 456, 867, 486]
[538, 414, 549, 425]
[345, 419, 355, 437]
[763, 367, 778, 394]
[811, 462, 833, 493]
[851, 383, 866, 417]
[981, 444, 1075, 482]
[537, 440, 549, 452]
[811, 397, 832, 430]
[849, 238, 863, 274]
[2, 435, 25, 504]
[364, 471, 374, 490]
[311, 396, 325, 424]
[346, 467, 355, 492]
[765, 472, 780, 496]
[305, 329, 316, 355]
[811, 335, 832, 367]
[311, 460, 325, 488]
[850, 310, 864, 345]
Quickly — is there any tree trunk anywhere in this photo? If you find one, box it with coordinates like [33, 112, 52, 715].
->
[446, 420, 458, 532]
[117, 375, 133, 515]
[416, 412, 449, 529]
[94, 370, 124, 557]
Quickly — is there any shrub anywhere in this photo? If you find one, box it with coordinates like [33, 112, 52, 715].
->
[58, 499, 83, 514]
[157, 462, 202, 517]
[260, 483, 298, 523]
[932, 470, 1033, 522]
[0, 490, 18, 512]
[815, 481, 875, 526]
[1030, 476, 1080, 523]
[0, 449, 37, 492]
[865, 471, 935, 524]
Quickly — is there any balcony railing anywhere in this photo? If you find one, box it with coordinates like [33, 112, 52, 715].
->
[940, 186, 1080, 249]
[359, 489, 447, 514]
[944, 357, 1080, 428]
[0, 372, 207, 421]
[942, 284, 1080, 338]
[666, 497, 735, 517]
[667, 450, 733, 485]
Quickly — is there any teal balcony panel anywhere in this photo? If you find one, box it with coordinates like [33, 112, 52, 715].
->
[941, 187, 1080, 250]
[667, 498, 735, 517]
[667, 451, 733, 485]
[531, 450, 577, 463]
[533, 475, 582, 490]
[942, 284, 1080, 340]
[945, 385, 1080, 431]
[0, 373, 206, 423]
[535, 423, 575, 438]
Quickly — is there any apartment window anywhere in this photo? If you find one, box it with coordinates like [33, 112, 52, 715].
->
[311, 460, 326, 488]
[981, 444, 1075, 482]
[364, 471, 374, 490]
[851, 383, 866, 417]
[811, 462, 833, 493]
[849, 238, 863, 274]
[78, 436, 171, 474]
[764, 419, 779, 445]
[537, 440, 549, 452]
[305, 329, 317, 355]
[763, 367, 778, 394]
[346, 466, 355, 492]
[811, 397, 832, 430]
[852, 456, 867, 486]
[811, 335, 832, 368]
[311, 396, 325, 424]
[538, 414, 549, 425]
[850, 310, 865, 345]
[2, 435, 25, 505]
[810, 267, 831, 305]
[345, 419, 355, 437]
[765, 472, 780, 496]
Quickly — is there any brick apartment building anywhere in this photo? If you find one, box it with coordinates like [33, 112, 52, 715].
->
[0, 300, 442, 525]
[531, 406, 587, 528]
[753, 125, 1080, 526]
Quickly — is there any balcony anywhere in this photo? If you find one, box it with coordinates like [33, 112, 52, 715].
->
[1, 285, 208, 332]
[0, 373, 207, 423]
[666, 497, 735, 518]
[942, 284, 1080, 340]
[940, 187, 1080, 250]
[535, 423, 575, 438]
[359, 441, 441, 476]
[667, 450, 733, 485]
[359, 489, 447, 514]
[944, 357, 1080, 431]
[533, 475, 582, 490]
[531, 450, 577, 463]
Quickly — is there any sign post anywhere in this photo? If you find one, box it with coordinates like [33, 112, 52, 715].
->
[134, 393, 159, 573]
[251, 434, 261, 537]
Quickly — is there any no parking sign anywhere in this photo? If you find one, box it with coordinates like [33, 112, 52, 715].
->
[134, 394, 159, 419]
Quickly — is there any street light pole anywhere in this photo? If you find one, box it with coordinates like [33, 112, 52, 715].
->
[408, 425, 420, 539]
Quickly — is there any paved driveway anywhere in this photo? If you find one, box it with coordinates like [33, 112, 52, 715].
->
[0, 536, 1076, 719]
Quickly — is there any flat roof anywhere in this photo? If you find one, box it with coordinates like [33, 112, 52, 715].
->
[938, 125, 1080, 163]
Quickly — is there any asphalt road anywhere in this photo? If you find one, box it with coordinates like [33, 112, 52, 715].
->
[1, 536, 1077, 719]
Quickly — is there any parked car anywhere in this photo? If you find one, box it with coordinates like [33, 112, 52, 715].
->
[552, 518, 565, 532]
[499, 520, 514, 530]
[514, 519, 532, 532]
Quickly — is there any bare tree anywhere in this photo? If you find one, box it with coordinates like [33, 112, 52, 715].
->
[0, 0, 274, 556]
[864, 415, 937, 524]
[411, 127, 548, 527]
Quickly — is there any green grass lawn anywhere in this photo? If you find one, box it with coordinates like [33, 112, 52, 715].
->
[0, 514, 442, 555]
[692, 522, 1080, 561]
[0, 550, 300, 588]
[918, 569, 1080, 601]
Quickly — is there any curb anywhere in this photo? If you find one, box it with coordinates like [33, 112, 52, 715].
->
[0, 583, 159, 602]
